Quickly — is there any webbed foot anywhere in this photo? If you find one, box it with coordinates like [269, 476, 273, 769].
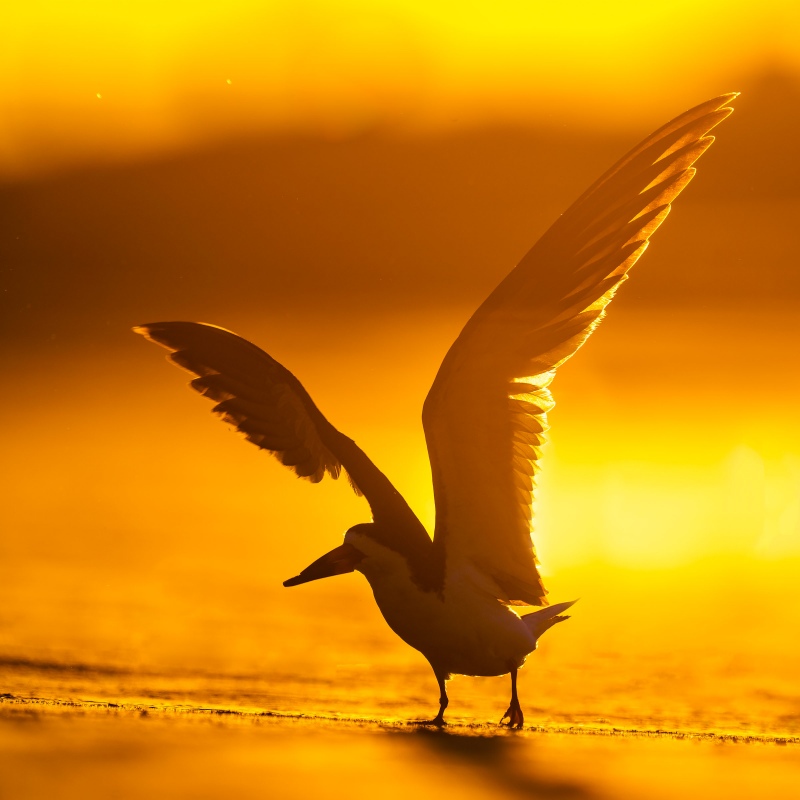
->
[500, 703, 524, 729]
[412, 715, 447, 728]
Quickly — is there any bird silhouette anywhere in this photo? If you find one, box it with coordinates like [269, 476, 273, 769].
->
[135, 93, 737, 727]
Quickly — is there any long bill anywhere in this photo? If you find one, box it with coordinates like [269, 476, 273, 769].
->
[283, 542, 365, 587]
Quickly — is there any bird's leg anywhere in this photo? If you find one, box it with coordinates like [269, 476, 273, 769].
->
[431, 668, 449, 726]
[500, 667, 524, 729]
[414, 665, 449, 726]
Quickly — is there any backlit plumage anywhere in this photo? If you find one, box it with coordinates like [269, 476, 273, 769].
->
[136, 94, 737, 726]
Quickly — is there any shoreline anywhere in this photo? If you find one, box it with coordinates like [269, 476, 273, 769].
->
[3, 694, 797, 746]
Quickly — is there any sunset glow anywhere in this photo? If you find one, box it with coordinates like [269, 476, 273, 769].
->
[4, 0, 800, 176]
[3, 4, 800, 797]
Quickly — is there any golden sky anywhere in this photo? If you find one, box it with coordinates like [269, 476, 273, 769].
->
[4, 0, 799, 176]
[3, 2, 798, 582]
[4, 5, 800, 759]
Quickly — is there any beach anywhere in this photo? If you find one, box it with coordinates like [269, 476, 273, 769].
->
[3, 243, 800, 799]
[3, 692, 799, 800]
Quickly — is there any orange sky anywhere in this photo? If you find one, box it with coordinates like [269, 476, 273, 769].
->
[2, 5, 798, 579]
[4, 5, 800, 759]
[4, 0, 799, 176]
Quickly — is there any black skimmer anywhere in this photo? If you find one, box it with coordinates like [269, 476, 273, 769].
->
[135, 94, 737, 727]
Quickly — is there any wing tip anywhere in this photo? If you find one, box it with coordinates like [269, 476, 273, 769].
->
[132, 322, 175, 350]
[706, 92, 739, 124]
[133, 321, 235, 341]
[697, 92, 739, 117]
[715, 91, 740, 105]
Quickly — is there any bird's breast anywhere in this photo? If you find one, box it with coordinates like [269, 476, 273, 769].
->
[364, 568, 537, 677]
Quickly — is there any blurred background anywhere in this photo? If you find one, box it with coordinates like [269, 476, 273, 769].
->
[2, 3, 800, 783]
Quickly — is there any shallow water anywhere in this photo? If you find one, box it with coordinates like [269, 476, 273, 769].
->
[2, 697, 799, 800]
[2, 306, 799, 797]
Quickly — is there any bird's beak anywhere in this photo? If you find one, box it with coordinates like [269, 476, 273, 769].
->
[283, 543, 365, 587]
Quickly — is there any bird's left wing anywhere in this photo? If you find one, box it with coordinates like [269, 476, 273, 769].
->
[135, 321, 422, 531]
[422, 94, 737, 606]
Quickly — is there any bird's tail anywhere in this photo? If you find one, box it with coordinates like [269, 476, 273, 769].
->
[521, 599, 578, 640]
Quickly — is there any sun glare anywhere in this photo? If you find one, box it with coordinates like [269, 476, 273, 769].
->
[3, 6, 800, 792]
[3, 0, 799, 175]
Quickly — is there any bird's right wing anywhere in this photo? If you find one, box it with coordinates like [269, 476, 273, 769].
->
[422, 94, 737, 606]
[135, 321, 420, 530]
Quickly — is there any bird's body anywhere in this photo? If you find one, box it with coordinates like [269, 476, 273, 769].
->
[350, 531, 537, 678]
[136, 94, 737, 726]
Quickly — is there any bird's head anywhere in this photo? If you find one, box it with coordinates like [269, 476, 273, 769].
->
[282, 523, 407, 588]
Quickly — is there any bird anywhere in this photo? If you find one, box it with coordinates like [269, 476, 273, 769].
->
[135, 93, 737, 728]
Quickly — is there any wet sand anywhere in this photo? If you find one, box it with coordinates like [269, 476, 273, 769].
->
[3, 306, 799, 798]
[3, 694, 799, 800]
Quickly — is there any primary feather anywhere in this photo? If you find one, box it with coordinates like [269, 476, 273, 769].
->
[134, 321, 433, 574]
[135, 322, 345, 484]
[135, 94, 737, 606]
[422, 93, 737, 606]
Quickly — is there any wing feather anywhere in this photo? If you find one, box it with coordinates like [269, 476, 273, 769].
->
[423, 94, 737, 606]
[135, 322, 426, 541]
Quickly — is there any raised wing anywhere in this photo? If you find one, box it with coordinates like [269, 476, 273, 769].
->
[423, 93, 737, 606]
[135, 322, 423, 533]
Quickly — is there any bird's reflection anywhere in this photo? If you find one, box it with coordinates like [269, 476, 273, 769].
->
[401, 726, 593, 799]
